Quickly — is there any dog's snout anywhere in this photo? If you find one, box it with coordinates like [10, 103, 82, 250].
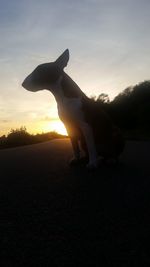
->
[22, 77, 29, 89]
[22, 80, 26, 88]
[22, 74, 33, 90]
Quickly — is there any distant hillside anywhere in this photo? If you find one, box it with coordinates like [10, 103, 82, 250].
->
[0, 127, 67, 149]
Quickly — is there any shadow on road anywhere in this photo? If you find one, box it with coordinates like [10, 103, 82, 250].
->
[0, 139, 150, 265]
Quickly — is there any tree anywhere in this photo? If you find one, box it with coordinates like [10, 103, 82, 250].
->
[97, 93, 110, 103]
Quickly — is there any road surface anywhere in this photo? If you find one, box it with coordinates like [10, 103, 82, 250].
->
[0, 139, 150, 266]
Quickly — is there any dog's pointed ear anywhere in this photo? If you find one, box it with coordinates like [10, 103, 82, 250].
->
[55, 49, 69, 69]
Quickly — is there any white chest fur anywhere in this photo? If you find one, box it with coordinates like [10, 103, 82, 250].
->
[50, 76, 85, 123]
[57, 97, 84, 122]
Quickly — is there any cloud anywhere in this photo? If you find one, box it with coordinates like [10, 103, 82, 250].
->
[1, 119, 10, 123]
[40, 116, 58, 122]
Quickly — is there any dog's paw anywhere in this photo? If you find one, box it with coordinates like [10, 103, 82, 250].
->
[86, 158, 101, 170]
[69, 157, 89, 167]
[69, 157, 80, 167]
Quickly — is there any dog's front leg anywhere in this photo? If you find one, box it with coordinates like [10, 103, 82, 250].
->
[70, 136, 80, 164]
[65, 126, 80, 165]
[79, 122, 98, 169]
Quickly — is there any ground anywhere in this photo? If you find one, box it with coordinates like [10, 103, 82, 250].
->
[0, 139, 150, 266]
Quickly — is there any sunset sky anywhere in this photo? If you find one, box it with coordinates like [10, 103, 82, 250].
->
[0, 0, 150, 136]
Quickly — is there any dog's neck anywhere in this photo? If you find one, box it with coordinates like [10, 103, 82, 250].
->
[49, 72, 87, 103]
[49, 76, 64, 103]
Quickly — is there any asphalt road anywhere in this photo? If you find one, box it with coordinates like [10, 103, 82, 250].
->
[0, 139, 150, 266]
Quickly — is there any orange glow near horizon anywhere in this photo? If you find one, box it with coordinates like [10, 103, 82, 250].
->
[42, 119, 68, 135]
[26, 119, 68, 136]
[0, 119, 68, 137]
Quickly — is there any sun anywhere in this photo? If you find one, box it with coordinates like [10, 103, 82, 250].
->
[51, 120, 68, 135]
[43, 119, 68, 135]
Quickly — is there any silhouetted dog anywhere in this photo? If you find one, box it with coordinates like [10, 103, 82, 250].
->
[22, 49, 124, 169]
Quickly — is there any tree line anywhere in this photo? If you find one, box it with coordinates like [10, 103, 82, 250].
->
[95, 80, 150, 139]
[0, 127, 67, 149]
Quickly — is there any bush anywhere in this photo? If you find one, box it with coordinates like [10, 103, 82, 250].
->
[6, 127, 33, 147]
[0, 127, 67, 149]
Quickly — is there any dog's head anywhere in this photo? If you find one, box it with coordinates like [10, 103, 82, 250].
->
[22, 49, 69, 92]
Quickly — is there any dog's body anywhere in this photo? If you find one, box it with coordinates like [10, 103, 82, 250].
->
[22, 49, 124, 169]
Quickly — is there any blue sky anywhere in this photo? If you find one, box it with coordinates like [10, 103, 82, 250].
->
[0, 0, 150, 135]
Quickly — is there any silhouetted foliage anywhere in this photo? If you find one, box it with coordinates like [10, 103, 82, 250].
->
[0, 135, 6, 145]
[97, 93, 110, 103]
[91, 81, 150, 139]
[6, 127, 32, 146]
[110, 81, 150, 132]
[0, 127, 67, 149]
